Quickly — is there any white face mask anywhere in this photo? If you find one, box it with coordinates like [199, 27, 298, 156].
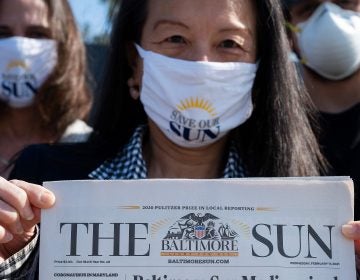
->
[0, 37, 57, 108]
[295, 2, 360, 80]
[136, 45, 258, 148]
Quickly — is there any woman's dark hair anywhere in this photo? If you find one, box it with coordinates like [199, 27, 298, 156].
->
[0, 0, 92, 139]
[94, 0, 326, 177]
[94, 0, 147, 149]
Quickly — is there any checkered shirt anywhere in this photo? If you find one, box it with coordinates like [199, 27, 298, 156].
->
[0, 226, 39, 279]
[90, 125, 246, 179]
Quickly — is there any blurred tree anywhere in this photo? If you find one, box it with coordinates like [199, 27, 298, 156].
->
[81, 22, 91, 42]
[93, 33, 110, 45]
[100, 0, 120, 24]
[80, 0, 118, 44]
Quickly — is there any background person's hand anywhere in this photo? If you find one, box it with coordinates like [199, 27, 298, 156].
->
[0, 178, 55, 261]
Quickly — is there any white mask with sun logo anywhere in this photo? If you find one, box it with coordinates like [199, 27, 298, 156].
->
[0, 37, 57, 108]
[136, 44, 257, 148]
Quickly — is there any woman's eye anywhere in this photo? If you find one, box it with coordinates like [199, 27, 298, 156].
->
[165, 35, 186, 44]
[294, 3, 319, 19]
[28, 32, 49, 39]
[26, 28, 51, 39]
[219, 40, 240, 49]
[337, 0, 353, 5]
[337, 0, 357, 9]
[0, 28, 12, 39]
[0, 33, 12, 39]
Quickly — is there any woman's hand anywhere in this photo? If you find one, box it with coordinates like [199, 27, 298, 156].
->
[0, 178, 55, 261]
[342, 221, 360, 272]
[342, 222, 360, 254]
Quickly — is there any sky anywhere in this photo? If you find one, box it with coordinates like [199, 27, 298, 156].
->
[68, 0, 108, 41]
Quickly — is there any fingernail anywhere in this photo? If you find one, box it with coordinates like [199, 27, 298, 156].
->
[40, 191, 55, 205]
[15, 223, 24, 235]
[342, 224, 357, 236]
[23, 209, 34, 221]
[2, 232, 13, 243]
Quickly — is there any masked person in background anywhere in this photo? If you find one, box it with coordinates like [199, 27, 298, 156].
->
[1, 0, 360, 279]
[0, 0, 92, 178]
[283, 0, 360, 219]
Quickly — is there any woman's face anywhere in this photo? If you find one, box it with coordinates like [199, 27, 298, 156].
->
[140, 0, 257, 63]
[130, 0, 258, 90]
[0, 0, 51, 39]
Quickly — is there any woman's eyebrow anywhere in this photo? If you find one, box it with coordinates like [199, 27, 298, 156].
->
[153, 20, 189, 31]
[26, 25, 51, 30]
[218, 26, 253, 39]
[152, 19, 253, 40]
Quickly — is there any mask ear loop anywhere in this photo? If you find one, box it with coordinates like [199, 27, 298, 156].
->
[285, 22, 308, 65]
[285, 22, 301, 33]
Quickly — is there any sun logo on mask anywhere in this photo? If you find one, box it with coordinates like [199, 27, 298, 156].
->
[177, 97, 217, 117]
[6, 60, 28, 71]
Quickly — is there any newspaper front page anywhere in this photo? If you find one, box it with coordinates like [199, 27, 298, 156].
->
[40, 177, 356, 280]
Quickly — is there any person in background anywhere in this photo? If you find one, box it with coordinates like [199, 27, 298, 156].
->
[283, 0, 360, 219]
[0, 0, 92, 178]
[0, 0, 359, 278]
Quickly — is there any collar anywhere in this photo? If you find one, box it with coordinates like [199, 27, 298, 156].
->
[89, 125, 245, 179]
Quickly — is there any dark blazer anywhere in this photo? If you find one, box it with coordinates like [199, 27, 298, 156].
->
[11, 139, 113, 184]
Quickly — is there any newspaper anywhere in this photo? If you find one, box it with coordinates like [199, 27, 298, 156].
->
[40, 177, 356, 280]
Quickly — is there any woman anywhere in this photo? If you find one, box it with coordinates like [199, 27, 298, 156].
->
[0, 0, 359, 278]
[0, 0, 92, 178]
